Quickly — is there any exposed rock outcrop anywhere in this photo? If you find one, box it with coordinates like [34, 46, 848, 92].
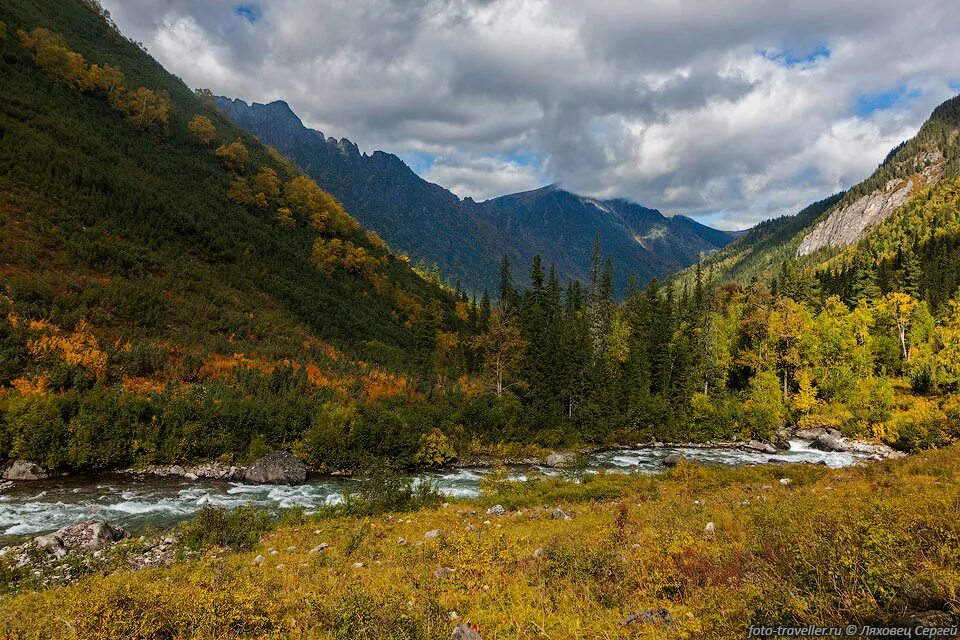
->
[0, 520, 182, 591]
[796, 150, 944, 257]
[51, 520, 127, 551]
[243, 451, 307, 485]
[2, 459, 49, 481]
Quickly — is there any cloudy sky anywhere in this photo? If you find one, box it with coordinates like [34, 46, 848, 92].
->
[101, 0, 960, 230]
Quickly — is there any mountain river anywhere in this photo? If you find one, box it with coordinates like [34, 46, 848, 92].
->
[0, 440, 868, 543]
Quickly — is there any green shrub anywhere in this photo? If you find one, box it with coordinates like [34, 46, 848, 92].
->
[326, 466, 442, 517]
[479, 469, 649, 510]
[180, 506, 273, 551]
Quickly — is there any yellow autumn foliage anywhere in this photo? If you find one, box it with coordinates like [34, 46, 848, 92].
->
[187, 114, 216, 145]
[27, 320, 108, 379]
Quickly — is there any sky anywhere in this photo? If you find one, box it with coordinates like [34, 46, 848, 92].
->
[100, 0, 960, 230]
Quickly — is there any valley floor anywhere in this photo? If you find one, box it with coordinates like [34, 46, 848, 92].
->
[2, 448, 959, 639]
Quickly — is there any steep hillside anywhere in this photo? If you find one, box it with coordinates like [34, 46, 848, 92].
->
[799, 96, 960, 257]
[216, 98, 737, 294]
[689, 94, 960, 291]
[678, 193, 844, 288]
[0, 0, 472, 472]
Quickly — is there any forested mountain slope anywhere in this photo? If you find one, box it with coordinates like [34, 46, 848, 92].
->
[0, 0, 473, 472]
[687, 94, 960, 291]
[216, 98, 738, 294]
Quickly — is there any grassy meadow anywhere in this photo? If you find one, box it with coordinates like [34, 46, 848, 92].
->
[2, 448, 959, 639]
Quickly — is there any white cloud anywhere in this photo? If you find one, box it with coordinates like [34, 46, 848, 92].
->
[101, 0, 960, 229]
[423, 154, 544, 200]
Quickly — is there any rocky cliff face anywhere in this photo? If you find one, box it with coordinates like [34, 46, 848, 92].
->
[797, 150, 945, 257]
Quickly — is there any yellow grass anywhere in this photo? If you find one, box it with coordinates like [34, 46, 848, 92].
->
[2, 449, 960, 639]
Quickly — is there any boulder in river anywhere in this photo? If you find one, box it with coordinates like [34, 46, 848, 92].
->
[745, 440, 778, 454]
[662, 453, 684, 467]
[772, 430, 792, 450]
[794, 427, 826, 440]
[812, 433, 845, 452]
[243, 451, 307, 485]
[2, 459, 49, 481]
[544, 451, 573, 468]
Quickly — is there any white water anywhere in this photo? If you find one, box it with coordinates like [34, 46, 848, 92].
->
[0, 440, 867, 541]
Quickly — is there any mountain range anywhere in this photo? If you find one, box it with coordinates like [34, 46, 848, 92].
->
[215, 97, 738, 294]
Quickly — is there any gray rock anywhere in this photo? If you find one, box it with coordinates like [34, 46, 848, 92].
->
[812, 433, 846, 452]
[662, 453, 684, 467]
[424, 529, 441, 539]
[772, 430, 792, 450]
[778, 478, 793, 486]
[2, 460, 49, 481]
[619, 608, 675, 627]
[746, 440, 778, 454]
[704, 522, 715, 535]
[486, 504, 505, 517]
[252, 554, 265, 565]
[794, 427, 826, 440]
[433, 566, 454, 579]
[243, 451, 307, 485]
[309, 543, 328, 554]
[544, 451, 573, 468]
[33, 534, 67, 558]
[897, 610, 955, 628]
[55, 521, 126, 550]
[551, 508, 571, 520]
[452, 624, 483, 640]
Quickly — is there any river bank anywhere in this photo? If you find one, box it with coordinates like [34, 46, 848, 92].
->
[97, 428, 904, 482]
[0, 436, 889, 545]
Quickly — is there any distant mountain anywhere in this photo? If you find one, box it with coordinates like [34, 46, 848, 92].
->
[216, 97, 738, 293]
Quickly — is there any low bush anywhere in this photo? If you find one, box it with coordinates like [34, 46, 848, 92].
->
[180, 506, 274, 551]
[323, 466, 443, 517]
